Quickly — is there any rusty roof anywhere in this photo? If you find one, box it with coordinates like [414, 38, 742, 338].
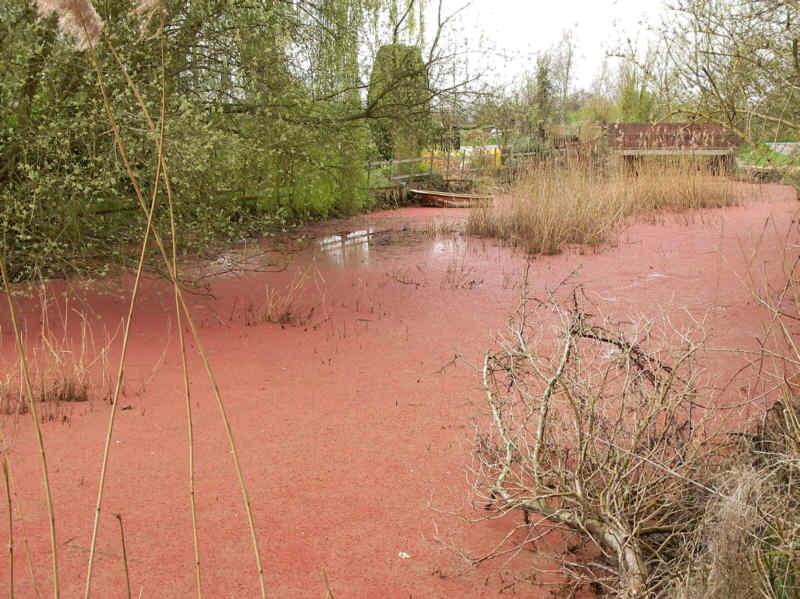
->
[607, 123, 740, 150]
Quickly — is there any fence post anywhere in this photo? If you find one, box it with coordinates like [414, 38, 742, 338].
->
[388, 159, 393, 180]
[429, 150, 434, 175]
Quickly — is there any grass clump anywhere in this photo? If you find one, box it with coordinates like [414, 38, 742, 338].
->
[1, 292, 115, 419]
[468, 160, 736, 255]
[676, 398, 800, 599]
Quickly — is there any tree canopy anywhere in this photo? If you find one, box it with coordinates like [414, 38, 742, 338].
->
[367, 43, 432, 160]
[0, 0, 452, 280]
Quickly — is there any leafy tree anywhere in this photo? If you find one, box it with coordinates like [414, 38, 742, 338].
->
[617, 65, 655, 122]
[367, 43, 432, 160]
[0, 0, 467, 280]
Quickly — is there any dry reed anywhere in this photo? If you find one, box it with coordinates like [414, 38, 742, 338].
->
[468, 160, 737, 255]
[3, 459, 13, 599]
[0, 258, 60, 599]
[81, 14, 266, 598]
[0, 290, 117, 417]
[113, 513, 132, 599]
[0, 443, 43, 599]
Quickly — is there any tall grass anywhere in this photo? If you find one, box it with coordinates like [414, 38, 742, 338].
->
[468, 159, 737, 255]
[0, 285, 118, 418]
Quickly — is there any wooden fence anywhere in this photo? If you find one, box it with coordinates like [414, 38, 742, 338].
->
[366, 147, 507, 188]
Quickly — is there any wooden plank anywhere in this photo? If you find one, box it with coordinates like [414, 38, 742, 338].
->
[616, 149, 735, 157]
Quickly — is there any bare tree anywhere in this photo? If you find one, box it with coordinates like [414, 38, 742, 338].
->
[639, 0, 800, 143]
[552, 29, 575, 125]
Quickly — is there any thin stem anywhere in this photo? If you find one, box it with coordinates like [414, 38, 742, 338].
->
[0, 442, 41, 599]
[106, 35, 266, 599]
[3, 459, 13, 599]
[177, 294, 267, 598]
[81, 35, 161, 599]
[159, 29, 203, 598]
[0, 257, 59, 599]
[321, 568, 336, 599]
[113, 514, 131, 599]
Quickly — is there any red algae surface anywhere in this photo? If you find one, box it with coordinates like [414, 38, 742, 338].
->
[1, 184, 798, 598]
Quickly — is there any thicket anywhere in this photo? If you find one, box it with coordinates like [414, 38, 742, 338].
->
[0, 0, 439, 281]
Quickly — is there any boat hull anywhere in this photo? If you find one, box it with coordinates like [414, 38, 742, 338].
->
[408, 189, 491, 208]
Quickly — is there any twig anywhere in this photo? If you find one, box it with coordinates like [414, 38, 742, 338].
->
[113, 514, 131, 599]
[3, 459, 13, 599]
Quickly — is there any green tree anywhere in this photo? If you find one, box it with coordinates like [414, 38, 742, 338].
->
[367, 43, 432, 160]
[617, 65, 655, 122]
[0, 0, 469, 280]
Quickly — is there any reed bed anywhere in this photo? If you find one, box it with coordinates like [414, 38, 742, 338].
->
[468, 160, 737, 255]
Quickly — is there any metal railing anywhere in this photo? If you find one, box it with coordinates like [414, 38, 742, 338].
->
[366, 147, 505, 188]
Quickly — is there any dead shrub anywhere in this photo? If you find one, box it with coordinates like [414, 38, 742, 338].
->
[471, 266, 799, 598]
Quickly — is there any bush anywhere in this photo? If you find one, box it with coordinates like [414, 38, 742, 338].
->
[0, 0, 372, 282]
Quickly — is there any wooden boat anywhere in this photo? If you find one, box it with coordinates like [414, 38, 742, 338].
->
[407, 188, 492, 208]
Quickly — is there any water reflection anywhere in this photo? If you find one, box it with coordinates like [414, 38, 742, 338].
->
[316, 227, 469, 268]
[430, 238, 464, 255]
[317, 229, 373, 267]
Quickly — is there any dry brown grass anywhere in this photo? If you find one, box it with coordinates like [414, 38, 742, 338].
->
[0, 289, 117, 419]
[677, 399, 800, 599]
[468, 160, 737, 255]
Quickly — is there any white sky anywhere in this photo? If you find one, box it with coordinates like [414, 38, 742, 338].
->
[428, 0, 667, 90]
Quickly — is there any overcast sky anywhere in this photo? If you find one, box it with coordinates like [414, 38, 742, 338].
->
[428, 0, 667, 90]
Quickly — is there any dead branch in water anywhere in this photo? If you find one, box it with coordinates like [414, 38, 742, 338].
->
[474, 272, 717, 597]
[471, 262, 800, 597]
